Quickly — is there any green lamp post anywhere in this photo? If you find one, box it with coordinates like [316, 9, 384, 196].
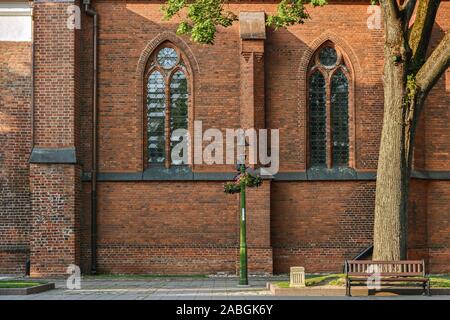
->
[238, 163, 248, 286]
[224, 142, 262, 286]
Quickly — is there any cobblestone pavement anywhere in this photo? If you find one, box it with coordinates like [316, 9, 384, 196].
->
[0, 276, 448, 300]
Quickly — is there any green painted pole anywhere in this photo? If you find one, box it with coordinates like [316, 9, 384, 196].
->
[239, 165, 248, 286]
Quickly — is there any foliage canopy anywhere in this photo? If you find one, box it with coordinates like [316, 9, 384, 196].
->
[162, 0, 327, 44]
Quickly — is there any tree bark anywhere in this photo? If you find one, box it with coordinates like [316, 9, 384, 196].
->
[373, 0, 449, 261]
[373, 1, 410, 261]
[373, 66, 410, 260]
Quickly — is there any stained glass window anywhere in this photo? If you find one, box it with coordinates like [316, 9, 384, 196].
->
[308, 43, 351, 168]
[157, 47, 178, 70]
[331, 69, 349, 166]
[309, 70, 327, 166]
[146, 46, 189, 166]
[170, 70, 188, 165]
[319, 47, 337, 67]
[147, 71, 166, 164]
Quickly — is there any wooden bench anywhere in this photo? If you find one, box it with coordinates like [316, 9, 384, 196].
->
[344, 260, 430, 296]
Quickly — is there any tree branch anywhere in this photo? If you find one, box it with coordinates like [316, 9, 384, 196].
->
[400, 0, 417, 27]
[380, 0, 403, 45]
[415, 31, 450, 96]
[380, 0, 401, 22]
[408, 0, 441, 66]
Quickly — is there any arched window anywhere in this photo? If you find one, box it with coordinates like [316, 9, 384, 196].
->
[145, 45, 189, 167]
[309, 70, 327, 166]
[308, 43, 351, 168]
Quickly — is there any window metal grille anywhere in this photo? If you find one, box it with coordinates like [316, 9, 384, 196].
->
[170, 70, 188, 165]
[319, 46, 337, 67]
[147, 71, 166, 164]
[331, 69, 349, 166]
[309, 70, 327, 167]
[308, 44, 351, 168]
[146, 46, 189, 166]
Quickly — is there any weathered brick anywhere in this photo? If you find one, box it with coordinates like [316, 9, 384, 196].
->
[1, 1, 449, 276]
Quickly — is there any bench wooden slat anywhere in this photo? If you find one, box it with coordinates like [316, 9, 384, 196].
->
[349, 277, 428, 282]
[346, 260, 424, 264]
[344, 259, 430, 296]
[346, 261, 424, 276]
[347, 272, 423, 276]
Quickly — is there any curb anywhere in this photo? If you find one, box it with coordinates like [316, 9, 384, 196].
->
[0, 283, 55, 295]
[267, 283, 450, 296]
[268, 282, 367, 296]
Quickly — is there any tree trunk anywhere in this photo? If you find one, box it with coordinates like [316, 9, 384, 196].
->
[373, 18, 412, 261]
[373, 0, 449, 262]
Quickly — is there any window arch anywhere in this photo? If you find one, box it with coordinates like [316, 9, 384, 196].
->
[145, 44, 189, 167]
[308, 42, 352, 168]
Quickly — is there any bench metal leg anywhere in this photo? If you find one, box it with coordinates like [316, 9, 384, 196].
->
[346, 280, 351, 297]
[422, 281, 431, 296]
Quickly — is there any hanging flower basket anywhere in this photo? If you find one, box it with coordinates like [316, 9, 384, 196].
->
[224, 171, 262, 194]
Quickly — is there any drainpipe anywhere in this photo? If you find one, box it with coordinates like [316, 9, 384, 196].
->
[30, 1, 34, 150]
[84, 0, 98, 275]
[29, 0, 34, 276]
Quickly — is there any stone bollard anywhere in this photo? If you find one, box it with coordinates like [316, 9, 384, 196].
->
[290, 267, 306, 288]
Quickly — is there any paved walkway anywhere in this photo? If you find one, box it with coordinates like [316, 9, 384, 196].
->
[1, 276, 448, 300]
[0, 276, 277, 300]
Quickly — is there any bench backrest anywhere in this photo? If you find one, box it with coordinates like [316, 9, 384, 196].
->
[345, 260, 425, 277]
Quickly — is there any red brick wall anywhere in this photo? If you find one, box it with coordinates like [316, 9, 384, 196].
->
[30, 164, 81, 276]
[265, 3, 385, 171]
[29, 0, 82, 277]
[423, 4, 450, 171]
[33, 1, 80, 149]
[0, 42, 31, 274]
[80, 181, 271, 274]
[272, 180, 450, 274]
[271, 181, 375, 273]
[88, 1, 387, 173]
[86, 0, 243, 173]
[426, 181, 450, 273]
[88, 0, 447, 173]
[409, 0, 449, 272]
[75, 1, 449, 275]
[1, 1, 448, 276]
[408, 180, 429, 264]
[408, 180, 450, 273]
[82, 1, 448, 173]
[80, 8, 94, 171]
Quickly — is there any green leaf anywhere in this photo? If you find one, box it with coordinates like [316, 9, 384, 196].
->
[266, 0, 326, 29]
[162, 0, 327, 44]
[176, 21, 192, 35]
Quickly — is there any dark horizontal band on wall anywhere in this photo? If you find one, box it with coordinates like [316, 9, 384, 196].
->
[276, 170, 450, 181]
[411, 170, 450, 180]
[82, 166, 237, 181]
[0, 245, 30, 253]
[81, 167, 450, 182]
[29, 147, 77, 164]
[82, 166, 367, 182]
[275, 167, 377, 180]
[34, 0, 76, 3]
[278, 170, 450, 181]
[96, 244, 272, 249]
